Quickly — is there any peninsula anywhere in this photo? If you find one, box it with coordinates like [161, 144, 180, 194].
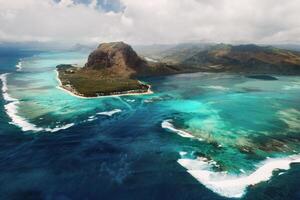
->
[57, 42, 300, 97]
[56, 42, 182, 97]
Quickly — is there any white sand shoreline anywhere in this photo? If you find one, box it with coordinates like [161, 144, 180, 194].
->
[55, 69, 153, 99]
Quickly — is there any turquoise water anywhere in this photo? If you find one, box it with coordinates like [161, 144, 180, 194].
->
[1, 51, 300, 199]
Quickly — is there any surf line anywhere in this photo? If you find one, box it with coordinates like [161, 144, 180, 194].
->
[178, 154, 300, 198]
[16, 59, 22, 71]
[0, 73, 74, 132]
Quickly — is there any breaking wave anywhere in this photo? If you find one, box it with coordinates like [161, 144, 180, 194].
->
[97, 109, 122, 116]
[178, 154, 300, 198]
[161, 119, 195, 138]
[204, 85, 229, 90]
[0, 73, 74, 132]
[16, 60, 22, 71]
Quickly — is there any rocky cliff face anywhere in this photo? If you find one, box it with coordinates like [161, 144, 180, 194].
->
[84, 42, 145, 77]
[84, 41, 181, 77]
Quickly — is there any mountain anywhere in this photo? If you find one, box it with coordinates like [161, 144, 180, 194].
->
[84, 42, 145, 77]
[158, 43, 212, 64]
[56, 42, 181, 97]
[176, 44, 300, 74]
[84, 41, 181, 77]
[134, 44, 177, 60]
[134, 43, 212, 63]
[136, 42, 300, 75]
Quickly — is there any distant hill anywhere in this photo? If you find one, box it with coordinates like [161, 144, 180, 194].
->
[135, 43, 212, 63]
[145, 43, 300, 75]
[180, 44, 300, 74]
[134, 44, 176, 60]
[158, 43, 212, 64]
[273, 44, 300, 52]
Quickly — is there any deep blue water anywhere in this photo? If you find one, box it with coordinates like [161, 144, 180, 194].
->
[1, 50, 300, 200]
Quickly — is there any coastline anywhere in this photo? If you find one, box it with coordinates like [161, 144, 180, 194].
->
[55, 69, 153, 99]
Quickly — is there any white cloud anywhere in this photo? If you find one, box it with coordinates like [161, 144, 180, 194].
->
[88, 0, 98, 9]
[58, 0, 74, 7]
[0, 0, 300, 46]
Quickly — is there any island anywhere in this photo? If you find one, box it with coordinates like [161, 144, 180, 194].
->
[56, 64, 152, 97]
[57, 42, 300, 97]
[56, 42, 185, 97]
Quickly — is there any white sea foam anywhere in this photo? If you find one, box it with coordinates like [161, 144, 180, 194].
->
[0, 74, 16, 101]
[144, 99, 153, 103]
[204, 85, 229, 90]
[16, 60, 22, 71]
[1, 73, 74, 132]
[97, 109, 122, 116]
[86, 115, 97, 122]
[44, 123, 75, 133]
[161, 119, 195, 138]
[1, 73, 43, 131]
[178, 154, 300, 198]
[5, 101, 44, 132]
[5, 100, 75, 132]
[125, 99, 135, 102]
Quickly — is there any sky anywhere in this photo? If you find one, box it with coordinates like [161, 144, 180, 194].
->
[0, 0, 300, 47]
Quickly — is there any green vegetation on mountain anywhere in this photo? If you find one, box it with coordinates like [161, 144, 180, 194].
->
[57, 65, 149, 97]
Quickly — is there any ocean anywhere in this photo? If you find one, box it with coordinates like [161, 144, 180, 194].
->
[1, 50, 300, 200]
